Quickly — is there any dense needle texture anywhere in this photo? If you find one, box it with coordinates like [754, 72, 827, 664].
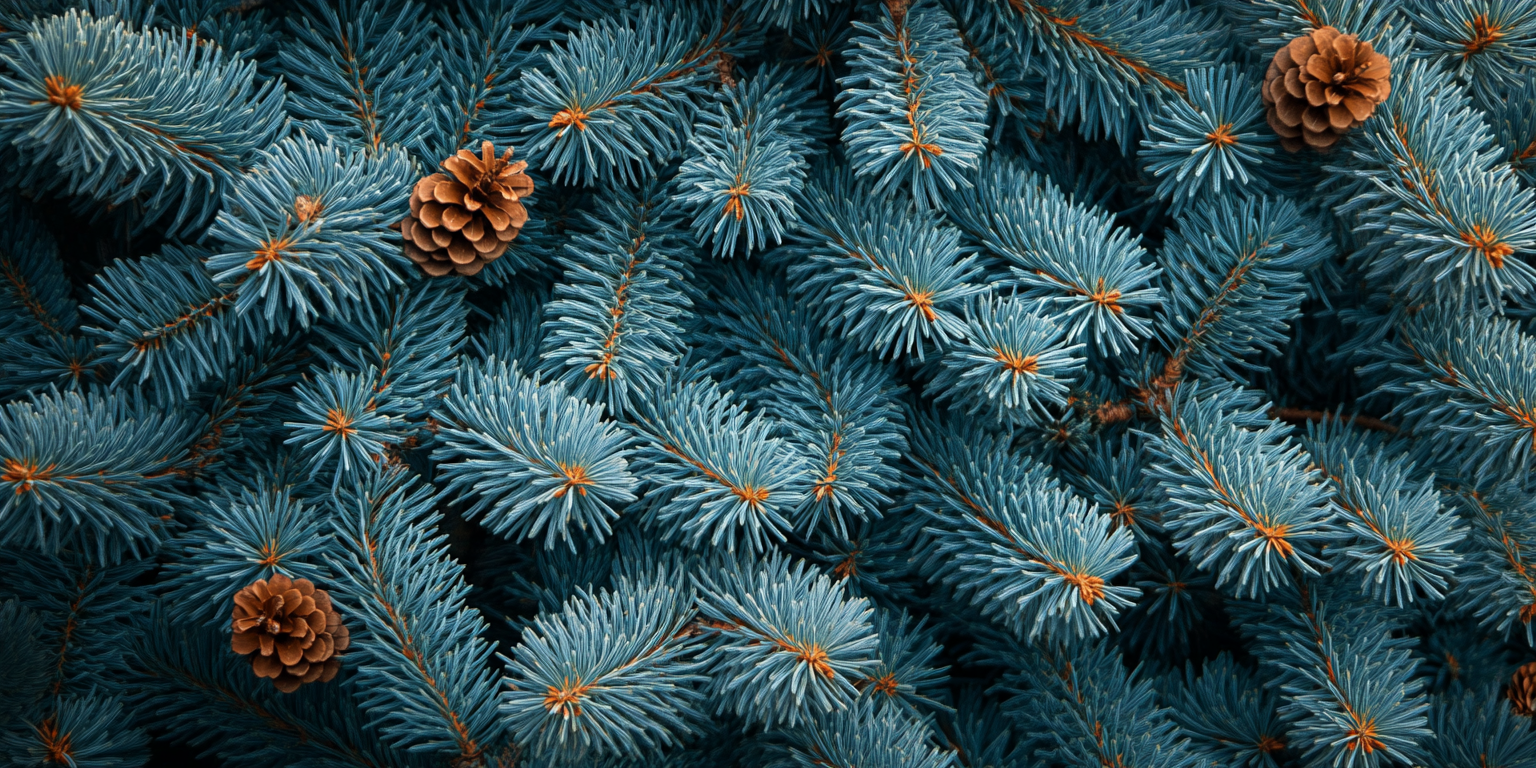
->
[2, 2, 1534, 768]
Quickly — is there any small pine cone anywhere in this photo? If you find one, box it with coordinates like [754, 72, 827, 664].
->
[231, 574, 350, 693]
[1262, 25, 1391, 152]
[401, 140, 533, 277]
[1511, 662, 1536, 717]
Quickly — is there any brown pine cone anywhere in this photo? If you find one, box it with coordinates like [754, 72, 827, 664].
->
[401, 140, 533, 277]
[231, 574, 350, 693]
[1262, 26, 1391, 152]
[1511, 662, 1536, 716]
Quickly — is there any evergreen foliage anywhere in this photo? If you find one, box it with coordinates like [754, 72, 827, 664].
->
[538, 178, 694, 413]
[0, 9, 286, 235]
[837, 0, 988, 208]
[434, 356, 637, 549]
[501, 574, 707, 762]
[5, 1, 1536, 767]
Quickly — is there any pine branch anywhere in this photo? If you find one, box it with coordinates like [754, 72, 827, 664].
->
[1332, 45, 1536, 307]
[777, 167, 984, 361]
[1410, 0, 1536, 95]
[160, 485, 339, 626]
[1488, 77, 1536, 186]
[430, 0, 557, 158]
[1423, 684, 1536, 768]
[699, 268, 908, 542]
[740, 0, 836, 28]
[629, 366, 810, 554]
[0, 599, 49, 723]
[278, 0, 439, 156]
[1269, 409, 1398, 433]
[1120, 538, 1216, 656]
[1144, 382, 1339, 598]
[501, 576, 707, 762]
[1061, 433, 1163, 540]
[0, 9, 286, 235]
[944, 687, 1019, 768]
[471, 284, 548, 372]
[0, 334, 109, 401]
[0, 389, 196, 562]
[133, 612, 428, 768]
[988, 0, 1222, 143]
[1368, 304, 1536, 482]
[1140, 64, 1279, 211]
[1450, 484, 1536, 643]
[770, 697, 956, 768]
[327, 467, 507, 761]
[1214, 0, 1398, 57]
[178, 339, 308, 477]
[905, 417, 1140, 639]
[1301, 418, 1464, 607]
[1153, 195, 1333, 383]
[945, 158, 1159, 355]
[837, 0, 989, 208]
[512, 5, 742, 184]
[1245, 584, 1431, 768]
[0, 693, 149, 768]
[285, 365, 405, 489]
[0, 551, 151, 697]
[990, 635, 1200, 768]
[315, 280, 469, 425]
[433, 357, 638, 549]
[82, 245, 256, 403]
[206, 134, 415, 334]
[946, 0, 1046, 150]
[1163, 653, 1287, 768]
[927, 292, 1085, 425]
[0, 197, 74, 341]
[676, 64, 818, 257]
[855, 608, 951, 722]
[538, 179, 694, 415]
[785, 4, 855, 91]
[692, 551, 878, 728]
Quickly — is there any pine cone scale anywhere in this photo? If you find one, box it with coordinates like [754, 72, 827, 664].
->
[417, 201, 444, 228]
[1287, 35, 1315, 66]
[252, 653, 282, 678]
[433, 180, 466, 205]
[399, 140, 533, 277]
[442, 206, 472, 231]
[231, 631, 259, 655]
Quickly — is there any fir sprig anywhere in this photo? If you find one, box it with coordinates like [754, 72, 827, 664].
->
[837, 0, 989, 208]
[778, 168, 985, 361]
[1145, 383, 1339, 598]
[692, 552, 878, 728]
[629, 369, 808, 553]
[0, 9, 286, 235]
[433, 357, 638, 549]
[501, 577, 708, 762]
[946, 159, 1159, 355]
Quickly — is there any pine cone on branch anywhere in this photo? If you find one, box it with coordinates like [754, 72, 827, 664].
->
[401, 141, 534, 277]
[1511, 662, 1536, 717]
[231, 574, 350, 693]
[1263, 26, 1391, 152]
